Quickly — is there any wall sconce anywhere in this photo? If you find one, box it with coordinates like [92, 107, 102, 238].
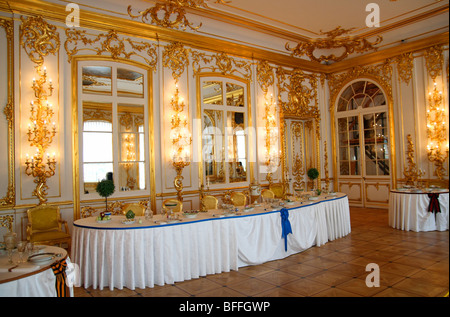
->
[263, 94, 280, 185]
[24, 66, 57, 204]
[426, 82, 449, 180]
[170, 84, 192, 201]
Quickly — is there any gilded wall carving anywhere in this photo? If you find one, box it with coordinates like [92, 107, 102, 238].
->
[19, 16, 60, 68]
[191, 50, 252, 80]
[1, 18, 15, 207]
[286, 26, 382, 64]
[395, 52, 414, 85]
[424, 44, 444, 81]
[162, 42, 190, 82]
[64, 29, 158, 70]
[256, 60, 275, 93]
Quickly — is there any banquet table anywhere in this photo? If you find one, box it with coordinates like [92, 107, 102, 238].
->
[72, 193, 350, 291]
[0, 245, 74, 297]
[389, 188, 449, 232]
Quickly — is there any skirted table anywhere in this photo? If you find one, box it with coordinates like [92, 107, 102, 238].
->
[0, 245, 73, 297]
[72, 194, 350, 291]
[389, 189, 449, 232]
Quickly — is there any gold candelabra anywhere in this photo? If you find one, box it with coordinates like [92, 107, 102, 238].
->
[403, 134, 424, 186]
[263, 94, 280, 185]
[170, 84, 191, 201]
[24, 66, 57, 204]
[426, 82, 449, 180]
[123, 133, 136, 190]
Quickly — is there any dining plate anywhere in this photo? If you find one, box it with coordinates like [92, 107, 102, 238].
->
[28, 253, 55, 264]
[121, 219, 135, 225]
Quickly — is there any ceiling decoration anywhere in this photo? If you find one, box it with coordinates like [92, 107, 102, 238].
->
[285, 27, 383, 64]
[127, 0, 230, 31]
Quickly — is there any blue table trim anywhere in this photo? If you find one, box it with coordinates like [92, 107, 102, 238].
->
[73, 195, 348, 231]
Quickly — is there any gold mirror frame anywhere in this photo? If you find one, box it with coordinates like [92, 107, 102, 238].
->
[196, 72, 253, 188]
[71, 55, 156, 220]
[330, 75, 397, 191]
[0, 18, 15, 209]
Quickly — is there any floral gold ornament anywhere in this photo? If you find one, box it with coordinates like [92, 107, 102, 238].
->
[163, 42, 190, 81]
[170, 84, 192, 201]
[127, 0, 231, 31]
[24, 66, 57, 204]
[191, 51, 252, 81]
[19, 16, 60, 67]
[285, 26, 382, 64]
[426, 83, 449, 180]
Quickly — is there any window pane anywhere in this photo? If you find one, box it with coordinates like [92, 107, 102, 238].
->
[202, 81, 223, 105]
[202, 109, 225, 184]
[82, 66, 112, 95]
[339, 147, 348, 161]
[350, 161, 361, 175]
[365, 160, 377, 175]
[348, 116, 358, 131]
[117, 68, 144, 98]
[338, 118, 348, 133]
[340, 161, 349, 175]
[349, 146, 360, 161]
[228, 111, 247, 183]
[226, 83, 244, 107]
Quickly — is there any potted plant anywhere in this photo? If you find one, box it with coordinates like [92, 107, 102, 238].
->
[307, 167, 319, 190]
[96, 179, 115, 211]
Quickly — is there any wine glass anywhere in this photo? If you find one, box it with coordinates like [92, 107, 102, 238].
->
[3, 232, 17, 264]
[17, 241, 27, 263]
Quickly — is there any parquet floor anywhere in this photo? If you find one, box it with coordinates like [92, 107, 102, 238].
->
[73, 207, 449, 297]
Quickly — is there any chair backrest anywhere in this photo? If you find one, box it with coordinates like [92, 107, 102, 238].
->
[269, 183, 284, 198]
[230, 192, 247, 206]
[202, 195, 218, 210]
[163, 199, 183, 213]
[27, 204, 62, 233]
[261, 189, 275, 199]
[122, 203, 146, 217]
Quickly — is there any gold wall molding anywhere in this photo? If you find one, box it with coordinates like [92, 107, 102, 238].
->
[64, 29, 158, 70]
[286, 27, 382, 64]
[256, 60, 275, 94]
[395, 52, 414, 85]
[19, 15, 60, 68]
[424, 44, 444, 81]
[403, 134, 424, 185]
[162, 42, 190, 82]
[0, 214, 14, 231]
[0, 17, 15, 208]
[191, 50, 253, 81]
[127, 0, 230, 31]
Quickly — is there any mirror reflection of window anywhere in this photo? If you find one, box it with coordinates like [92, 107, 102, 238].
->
[117, 68, 144, 98]
[201, 78, 248, 186]
[82, 66, 112, 95]
[82, 102, 113, 194]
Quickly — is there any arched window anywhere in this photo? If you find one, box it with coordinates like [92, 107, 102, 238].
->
[336, 80, 390, 177]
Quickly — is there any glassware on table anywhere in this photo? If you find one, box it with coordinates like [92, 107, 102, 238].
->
[3, 231, 17, 264]
[17, 241, 27, 263]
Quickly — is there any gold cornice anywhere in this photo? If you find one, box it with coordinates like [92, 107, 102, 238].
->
[2, 0, 448, 74]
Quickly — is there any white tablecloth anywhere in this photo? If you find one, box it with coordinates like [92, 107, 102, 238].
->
[0, 246, 74, 297]
[389, 190, 449, 232]
[73, 194, 350, 290]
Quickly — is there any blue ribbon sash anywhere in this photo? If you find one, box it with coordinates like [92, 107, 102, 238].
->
[280, 208, 293, 251]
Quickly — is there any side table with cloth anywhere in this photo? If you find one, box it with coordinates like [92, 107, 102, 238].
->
[389, 189, 449, 232]
[72, 194, 350, 291]
[0, 246, 73, 297]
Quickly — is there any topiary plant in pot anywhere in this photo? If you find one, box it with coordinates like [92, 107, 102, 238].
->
[96, 179, 115, 211]
[307, 168, 319, 190]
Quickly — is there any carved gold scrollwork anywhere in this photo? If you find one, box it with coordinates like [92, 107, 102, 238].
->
[424, 45, 444, 82]
[127, 0, 231, 31]
[64, 29, 158, 70]
[191, 50, 252, 80]
[403, 134, 424, 186]
[396, 52, 414, 85]
[19, 16, 60, 68]
[286, 27, 382, 64]
[162, 42, 190, 82]
[0, 214, 14, 231]
[257, 61, 274, 94]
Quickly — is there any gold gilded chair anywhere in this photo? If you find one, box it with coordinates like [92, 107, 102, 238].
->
[261, 189, 275, 199]
[163, 199, 183, 213]
[26, 204, 71, 254]
[122, 203, 146, 217]
[230, 192, 247, 206]
[270, 183, 284, 199]
[202, 195, 218, 210]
